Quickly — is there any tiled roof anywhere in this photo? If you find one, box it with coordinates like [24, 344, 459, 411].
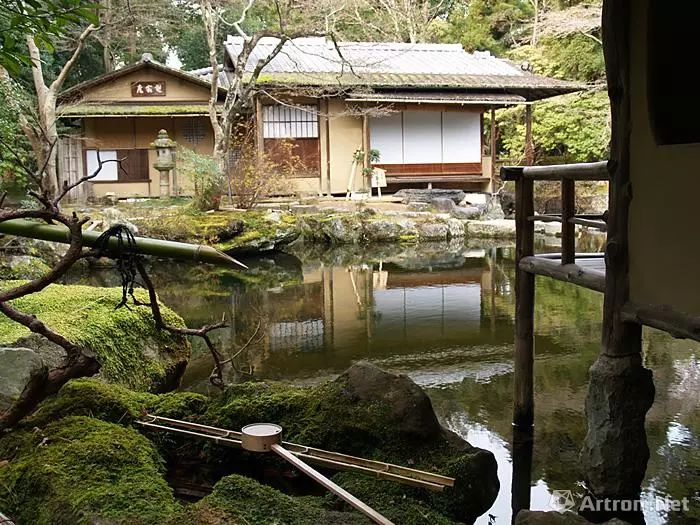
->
[219, 36, 582, 100]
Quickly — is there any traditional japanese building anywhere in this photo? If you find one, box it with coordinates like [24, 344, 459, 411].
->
[57, 40, 581, 200]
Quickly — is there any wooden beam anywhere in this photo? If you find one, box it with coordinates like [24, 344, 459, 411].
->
[621, 302, 700, 342]
[490, 107, 497, 193]
[503, 161, 609, 181]
[524, 105, 534, 166]
[513, 176, 535, 428]
[362, 112, 370, 190]
[561, 178, 576, 264]
[325, 98, 332, 195]
[255, 97, 264, 156]
[519, 256, 605, 293]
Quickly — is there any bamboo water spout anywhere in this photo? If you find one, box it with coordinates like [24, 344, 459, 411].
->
[0, 219, 247, 268]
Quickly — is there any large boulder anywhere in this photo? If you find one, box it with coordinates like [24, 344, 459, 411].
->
[0, 416, 179, 525]
[0, 347, 46, 413]
[208, 362, 500, 524]
[466, 219, 517, 239]
[0, 255, 51, 280]
[430, 197, 457, 213]
[0, 282, 190, 392]
[395, 189, 466, 205]
[416, 220, 450, 240]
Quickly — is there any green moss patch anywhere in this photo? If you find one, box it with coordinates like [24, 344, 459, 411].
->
[0, 282, 190, 391]
[0, 416, 179, 525]
[174, 474, 370, 525]
[26, 378, 209, 428]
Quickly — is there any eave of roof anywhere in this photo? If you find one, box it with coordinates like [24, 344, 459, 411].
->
[248, 72, 583, 100]
[346, 91, 526, 105]
[58, 103, 217, 117]
[58, 59, 226, 104]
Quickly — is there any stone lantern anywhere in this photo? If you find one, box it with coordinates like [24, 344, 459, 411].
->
[151, 129, 176, 197]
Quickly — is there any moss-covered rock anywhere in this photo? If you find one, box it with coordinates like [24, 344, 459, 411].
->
[173, 474, 372, 525]
[0, 416, 180, 525]
[0, 255, 51, 280]
[25, 377, 208, 428]
[0, 282, 191, 391]
[202, 363, 499, 523]
[125, 207, 300, 254]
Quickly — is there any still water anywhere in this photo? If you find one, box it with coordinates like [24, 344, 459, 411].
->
[72, 239, 699, 524]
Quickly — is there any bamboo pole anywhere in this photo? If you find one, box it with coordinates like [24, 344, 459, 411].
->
[0, 219, 247, 268]
[271, 443, 395, 525]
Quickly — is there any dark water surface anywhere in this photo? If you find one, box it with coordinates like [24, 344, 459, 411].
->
[71, 239, 699, 524]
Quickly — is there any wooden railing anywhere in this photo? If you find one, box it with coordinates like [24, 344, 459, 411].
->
[501, 160, 610, 518]
[499, 160, 610, 430]
[501, 161, 609, 266]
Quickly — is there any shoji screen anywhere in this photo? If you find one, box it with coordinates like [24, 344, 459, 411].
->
[369, 112, 403, 164]
[402, 111, 443, 163]
[442, 112, 481, 162]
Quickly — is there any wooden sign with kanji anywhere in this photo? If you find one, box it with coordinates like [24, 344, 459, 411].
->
[131, 81, 166, 97]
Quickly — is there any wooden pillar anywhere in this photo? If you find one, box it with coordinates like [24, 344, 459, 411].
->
[511, 426, 534, 518]
[490, 107, 498, 193]
[581, 0, 654, 508]
[561, 179, 576, 264]
[513, 171, 535, 429]
[524, 104, 534, 166]
[362, 112, 370, 191]
[325, 98, 332, 196]
[255, 97, 264, 156]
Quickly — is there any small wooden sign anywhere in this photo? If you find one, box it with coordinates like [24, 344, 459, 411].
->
[371, 168, 387, 188]
[131, 81, 166, 97]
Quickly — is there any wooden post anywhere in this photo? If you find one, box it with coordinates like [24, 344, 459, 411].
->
[524, 104, 534, 166]
[490, 107, 497, 193]
[511, 426, 534, 518]
[255, 97, 264, 157]
[580, 0, 654, 507]
[561, 179, 576, 264]
[362, 112, 370, 191]
[325, 98, 332, 196]
[513, 171, 535, 428]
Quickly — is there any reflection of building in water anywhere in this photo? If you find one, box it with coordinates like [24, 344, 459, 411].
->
[268, 319, 324, 352]
[244, 249, 511, 367]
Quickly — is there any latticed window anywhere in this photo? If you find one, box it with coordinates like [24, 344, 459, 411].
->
[182, 118, 206, 145]
[262, 105, 318, 138]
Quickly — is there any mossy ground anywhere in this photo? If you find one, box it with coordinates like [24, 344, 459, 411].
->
[2, 375, 486, 524]
[0, 416, 180, 525]
[0, 282, 190, 391]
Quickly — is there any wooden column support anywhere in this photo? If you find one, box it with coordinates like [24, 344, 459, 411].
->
[561, 179, 576, 264]
[513, 175, 535, 428]
[524, 105, 534, 166]
[255, 97, 264, 156]
[362, 112, 370, 190]
[490, 107, 497, 193]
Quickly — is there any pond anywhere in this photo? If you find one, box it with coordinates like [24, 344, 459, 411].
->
[69, 238, 699, 525]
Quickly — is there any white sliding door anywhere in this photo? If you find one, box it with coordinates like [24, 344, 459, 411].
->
[442, 112, 481, 163]
[403, 111, 443, 163]
[369, 110, 482, 164]
[369, 112, 403, 164]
